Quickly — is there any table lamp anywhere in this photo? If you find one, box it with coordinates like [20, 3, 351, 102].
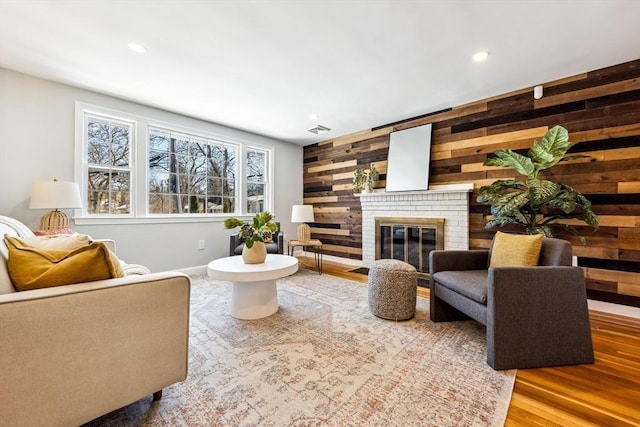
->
[30, 179, 82, 230]
[291, 204, 314, 243]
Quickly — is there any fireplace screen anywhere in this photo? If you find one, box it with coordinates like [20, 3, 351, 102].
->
[375, 217, 444, 278]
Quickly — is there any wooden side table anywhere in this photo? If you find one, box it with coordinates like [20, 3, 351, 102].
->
[288, 239, 323, 274]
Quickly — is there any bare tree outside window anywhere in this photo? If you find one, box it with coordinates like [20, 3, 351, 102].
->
[148, 127, 238, 214]
[86, 115, 132, 214]
[246, 149, 267, 213]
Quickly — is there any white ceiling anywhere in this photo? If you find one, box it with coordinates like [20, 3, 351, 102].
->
[1, 1, 639, 146]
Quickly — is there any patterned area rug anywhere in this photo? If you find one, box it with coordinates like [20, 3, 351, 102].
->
[86, 268, 515, 426]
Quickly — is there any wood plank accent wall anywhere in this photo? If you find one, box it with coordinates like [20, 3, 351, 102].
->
[303, 59, 640, 307]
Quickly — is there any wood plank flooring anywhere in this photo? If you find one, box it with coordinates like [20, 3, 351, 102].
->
[301, 256, 640, 426]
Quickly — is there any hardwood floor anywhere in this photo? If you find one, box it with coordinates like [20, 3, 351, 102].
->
[303, 256, 640, 426]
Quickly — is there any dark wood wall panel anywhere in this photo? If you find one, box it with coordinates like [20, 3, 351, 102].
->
[303, 59, 640, 306]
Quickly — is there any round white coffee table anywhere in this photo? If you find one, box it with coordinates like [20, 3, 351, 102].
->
[207, 254, 299, 320]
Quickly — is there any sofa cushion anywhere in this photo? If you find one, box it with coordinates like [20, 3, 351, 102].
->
[17, 233, 92, 251]
[489, 231, 543, 268]
[4, 235, 124, 291]
[432, 270, 488, 304]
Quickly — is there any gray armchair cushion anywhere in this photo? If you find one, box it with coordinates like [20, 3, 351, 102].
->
[431, 270, 488, 304]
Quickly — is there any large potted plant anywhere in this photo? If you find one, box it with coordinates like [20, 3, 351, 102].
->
[224, 211, 277, 263]
[476, 125, 599, 244]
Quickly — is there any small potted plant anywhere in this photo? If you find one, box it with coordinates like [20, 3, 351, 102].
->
[366, 164, 379, 192]
[353, 168, 366, 193]
[224, 211, 277, 263]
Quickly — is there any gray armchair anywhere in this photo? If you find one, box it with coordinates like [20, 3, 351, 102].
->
[229, 221, 284, 256]
[429, 237, 594, 370]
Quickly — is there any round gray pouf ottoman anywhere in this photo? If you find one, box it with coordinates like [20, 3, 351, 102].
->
[368, 259, 417, 320]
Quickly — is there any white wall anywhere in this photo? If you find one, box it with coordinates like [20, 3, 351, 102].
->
[0, 68, 303, 272]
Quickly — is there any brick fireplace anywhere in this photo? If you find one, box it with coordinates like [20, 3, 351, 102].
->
[358, 183, 473, 268]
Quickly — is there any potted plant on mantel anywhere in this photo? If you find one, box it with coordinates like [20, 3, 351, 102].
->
[353, 164, 379, 193]
[352, 167, 366, 193]
[366, 164, 379, 192]
[224, 211, 277, 264]
[476, 125, 599, 244]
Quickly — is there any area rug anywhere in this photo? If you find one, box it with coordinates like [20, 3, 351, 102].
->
[86, 268, 515, 426]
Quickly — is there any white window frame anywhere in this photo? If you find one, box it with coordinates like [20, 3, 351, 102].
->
[245, 146, 270, 214]
[74, 102, 274, 224]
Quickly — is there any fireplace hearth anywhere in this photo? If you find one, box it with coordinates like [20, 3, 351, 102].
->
[375, 217, 444, 279]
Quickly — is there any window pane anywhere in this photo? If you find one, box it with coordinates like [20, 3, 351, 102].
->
[85, 114, 133, 215]
[173, 135, 189, 156]
[246, 148, 267, 213]
[147, 127, 240, 215]
[110, 125, 130, 167]
[247, 182, 265, 213]
[247, 150, 265, 182]
[223, 197, 235, 213]
[111, 141, 129, 167]
[111, 171, 130, 192]
[149, 150, 170, 172]
[111, 191, 130, 214]
[88, 141, 109, 164]
[207, 177, 222, 196]
[89, 191, 110, 214]
[149, 130, 170, 151]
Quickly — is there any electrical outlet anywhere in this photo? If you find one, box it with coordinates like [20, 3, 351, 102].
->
[198, 240, 205, 250]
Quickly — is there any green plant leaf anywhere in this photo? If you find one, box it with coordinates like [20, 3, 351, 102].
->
[528, 125, 574, 171]
[548, 191, 579, 214]
[485, 217, 523, 229]
[224, 218, 245, 229]
[581, 206, 600, 228]
[477, 180, 526, 204]
[492, 191, 530, 218]
[528, 179, 559, 206]
[484, 150, 535, 177]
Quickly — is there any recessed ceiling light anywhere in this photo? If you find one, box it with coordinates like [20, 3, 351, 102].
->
[128, 42, 146, 53]
[309, 114, 320, 121]
[472, 51, 490, 62]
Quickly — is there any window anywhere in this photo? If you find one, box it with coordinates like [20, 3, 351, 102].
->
[85, 114, 133, 214]
[76, 103, 272, 222]
[148, 127, 238, 214]
[246, 148, 268, 213]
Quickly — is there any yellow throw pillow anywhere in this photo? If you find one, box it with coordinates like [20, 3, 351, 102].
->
[488, 231, 543, 268]
[4, 235, 124, 291]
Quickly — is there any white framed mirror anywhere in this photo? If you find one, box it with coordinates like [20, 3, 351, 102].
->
[385, 123, 432, 192]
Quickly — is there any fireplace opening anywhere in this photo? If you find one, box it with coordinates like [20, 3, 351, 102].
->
[375, 217, 444, 280]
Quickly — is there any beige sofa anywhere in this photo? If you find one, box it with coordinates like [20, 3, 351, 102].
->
[0, 216, 191, 427]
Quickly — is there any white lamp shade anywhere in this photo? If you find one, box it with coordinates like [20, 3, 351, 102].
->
[30, 181, 82, 209]
[291, 205, 314, 223]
